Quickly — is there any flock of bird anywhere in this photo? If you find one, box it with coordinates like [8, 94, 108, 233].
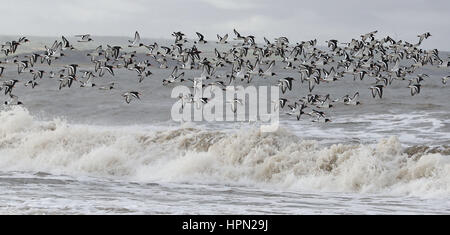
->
[0, 30, 449, 122]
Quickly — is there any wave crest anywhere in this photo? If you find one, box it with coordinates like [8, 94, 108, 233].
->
[0, 107, 449, 197]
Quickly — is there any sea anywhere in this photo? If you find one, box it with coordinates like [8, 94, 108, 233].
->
[0, 36, 449, 214]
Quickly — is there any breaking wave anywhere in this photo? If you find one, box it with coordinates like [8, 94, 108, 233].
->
[0, 106, 449, 197]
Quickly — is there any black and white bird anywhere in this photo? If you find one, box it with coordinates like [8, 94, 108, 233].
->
[309, 109, 327, 119]
[343, 92, 360, 105]
[315, 95, 335, 109]
[278, 77, 295, 94]
[30, 69, 45, 80]
[163, 66, 185, 85]
[442, 76, 449, 86]
[259, 60, 276, 78]
[110, 46, 122, 59]
[99, 65, 115, 77]
[128, 31, 142, 47]
[59, 75, 76, 90]
[122, 91, 141, 104]
[361, 30, 378, 42]
[305, 75, 320, 93]
[312, 117, 332, 123]
[80, 74, 96, 87]
[227, 98, 243, 113]
[286, 102, 306, 120]
[408, 84, 421, 96]
[417, 32, 431, 44]
[49, 71, 55, 78]
[195, 32, 207, 44]
[172, 31, 188, 44]
[233, 29, 246, 42]
[217, 34, 228, 44]
[66, 64, 78, 76]
[369, 85, 385, 98]
[99, 82, 115, 90]
[24, 80, 39, 88]
[187, 97, 209, 109]
[13, 59, 29, 74]
[278, 98, 288, 110]
[437, 59, 450, 68]
[4, 94, 23, 105]
[326, 39, 338, 51]
[75, 34, 93, 42]
[3, 80, 19, 95]
[61, 36, 75, 50]
[138, 70, 152, 83]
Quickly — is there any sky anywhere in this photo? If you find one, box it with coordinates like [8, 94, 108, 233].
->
[0, 0, 449, 50]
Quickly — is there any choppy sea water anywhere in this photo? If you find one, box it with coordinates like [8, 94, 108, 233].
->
[0, 44, 449, 214]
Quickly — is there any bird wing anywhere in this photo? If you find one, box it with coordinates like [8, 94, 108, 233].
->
[266, 60, 275, 73]
[222, 34, 228, 42]
[130, 31, 140, 44]
[62, 36, 70, 47]
[196, 32, 204, 41]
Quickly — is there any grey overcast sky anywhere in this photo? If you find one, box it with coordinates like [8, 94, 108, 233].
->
[0, 0, 449, 50]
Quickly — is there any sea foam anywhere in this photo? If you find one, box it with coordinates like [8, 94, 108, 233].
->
[0, 106, 448, 197]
